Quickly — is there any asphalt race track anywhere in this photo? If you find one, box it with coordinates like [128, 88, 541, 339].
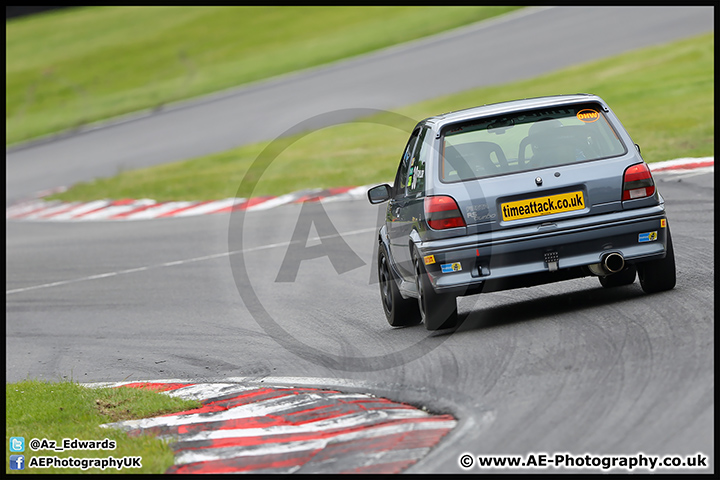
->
[6, 6, 714, 474]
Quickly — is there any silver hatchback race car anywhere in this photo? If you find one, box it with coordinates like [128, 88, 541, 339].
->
[368, 94, 676, 330]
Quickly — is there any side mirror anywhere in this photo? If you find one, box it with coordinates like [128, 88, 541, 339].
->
[635, 143, 641, 154]
[367, 184, 391, 204]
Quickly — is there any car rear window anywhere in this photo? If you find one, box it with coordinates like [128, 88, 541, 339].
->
[440, 103, 627, 182]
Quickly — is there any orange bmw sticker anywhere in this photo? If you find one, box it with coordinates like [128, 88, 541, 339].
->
[660, 219, 666, 228]
[577, 109, 600, 123]
[424, 255, 435, 265]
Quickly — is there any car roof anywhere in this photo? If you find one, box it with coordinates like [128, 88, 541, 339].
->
[423, 94, 607, 131]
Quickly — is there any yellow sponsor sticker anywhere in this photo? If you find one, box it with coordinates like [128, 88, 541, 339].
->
[660, 218, 666, 228]
[501, 191, 585, 222]
[424, 255, 436, 265]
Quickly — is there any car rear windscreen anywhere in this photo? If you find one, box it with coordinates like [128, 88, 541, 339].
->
[440, 103, 627, 182]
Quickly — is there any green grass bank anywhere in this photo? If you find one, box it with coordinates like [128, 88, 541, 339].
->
[49, 32, 714, 203]
[6, 6, 521, 146]
[6, 380, 201, 474]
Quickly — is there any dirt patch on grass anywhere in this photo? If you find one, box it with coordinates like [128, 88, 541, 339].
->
[94, 397, 135, 422]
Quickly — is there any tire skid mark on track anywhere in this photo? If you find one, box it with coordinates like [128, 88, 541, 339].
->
[87, 381, 457, 474]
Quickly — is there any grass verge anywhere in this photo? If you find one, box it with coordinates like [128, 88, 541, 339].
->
[5, 380, 201, 474]
[49, 32, 713, 203]
[6, 6, 521, 146]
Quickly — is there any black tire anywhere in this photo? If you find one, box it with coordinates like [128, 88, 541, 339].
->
[599, 264, 637, 288]
[638, 228, 677, 294]
[413, 251, 459, 331]
[378, 244, 421, 327]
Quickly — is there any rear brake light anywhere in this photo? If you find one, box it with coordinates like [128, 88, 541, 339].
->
[622, 163, 655, 201]
[424, 195, 466, 230]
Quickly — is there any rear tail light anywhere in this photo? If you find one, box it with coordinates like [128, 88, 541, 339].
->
[424, 195, 466, 230]
[622, 163, 655, 201]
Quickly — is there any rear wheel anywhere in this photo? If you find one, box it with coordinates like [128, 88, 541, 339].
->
[378, 244, 420, 327]
[638, 228, 677, 294]
[413, 251, 459, 331]
[599, 264, 637, 288]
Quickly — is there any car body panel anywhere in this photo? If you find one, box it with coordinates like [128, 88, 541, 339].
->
[417, 204, 667, 292]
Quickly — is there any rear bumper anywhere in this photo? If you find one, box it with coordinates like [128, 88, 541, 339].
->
[416, 204, 668, 293]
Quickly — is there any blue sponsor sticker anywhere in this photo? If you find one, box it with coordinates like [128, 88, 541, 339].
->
[639, 231, 658, 243]
[441, 262, 462, 273]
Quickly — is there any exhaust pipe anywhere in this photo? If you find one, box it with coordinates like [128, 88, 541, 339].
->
[589, 252, 626, 276]
[602, 252, 625, 274]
